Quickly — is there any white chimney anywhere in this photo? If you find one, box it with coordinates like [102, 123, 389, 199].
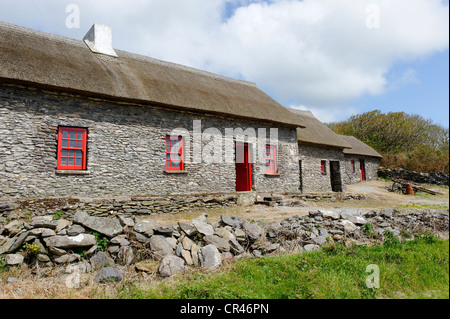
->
[83, 23, 118, 57]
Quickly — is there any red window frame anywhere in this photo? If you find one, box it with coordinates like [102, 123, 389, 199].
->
[321, 160, 327, 174]
[57, 127, 87, 170]
[351, 160, 355, 173]
[165, 135, 184, 171]
[265, 145, 277, 174]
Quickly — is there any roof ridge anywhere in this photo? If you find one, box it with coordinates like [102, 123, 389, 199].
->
[0, 20, 257, 88]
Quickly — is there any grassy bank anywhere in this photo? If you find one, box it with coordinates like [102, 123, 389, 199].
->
[117, 236, 449, 299]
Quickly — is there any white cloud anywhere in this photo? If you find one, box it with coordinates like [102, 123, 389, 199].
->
[0, 0, 448, 113]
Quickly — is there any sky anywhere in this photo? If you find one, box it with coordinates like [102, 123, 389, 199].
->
[0, 0, 448, 127]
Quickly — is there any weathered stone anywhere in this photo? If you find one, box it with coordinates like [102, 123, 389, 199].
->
[181, 236, 194, 251]
[313, 235, 327, 246]
[5, 254, 24, 266]
[90, 251, 114, 270]
[55, 219, 71, 233]
[229, 237, 245, 255]
[181, 249, 193, 265]
[94, 267, 124, 283]
[204, 235, 231, 252]
[135, 259, 159, 273]
[37, 254, 51, 263]
[155, 226, 174, 237]
[67, 225, 85, 236]
[199, 244, 222, 269]
[44, 234, 96, 249]
[348, 216, 367, 226]
[191, 243, 200, 266]
[178, 222, 197, 237]
[5, 231, 29, 253]
[214, 227, 235, 241]
[220, 215, 243, 228]
[133, 219, 157, 236]
[117, 246, 134, 266]
[175, 242, 183, 256]
[320, 210, 340, 220]
[0, 203, 18, 212]
[303, 244, 320, 252]
[242, 221, 263, 241]
[341, 220, 358, 233]
[264, 243, 280, 253]
[118, 215, 135, 227]
[4, 220, 23, 236]
[149, 235, 174, 259]
[74, 211, 123, 237]
[54, 254, 79, 264]
[158, 255, 185, 277]
[192, 219, 214, 237]
[30, 216, 57, 229]
[235, 228, 246, 242]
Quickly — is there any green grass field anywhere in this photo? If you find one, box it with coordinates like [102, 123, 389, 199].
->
[116, 236, 449, 299]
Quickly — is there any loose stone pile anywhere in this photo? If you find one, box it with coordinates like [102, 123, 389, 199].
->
[0, 207, 448, 282]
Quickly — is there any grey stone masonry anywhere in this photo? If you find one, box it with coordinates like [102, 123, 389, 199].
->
[0, 84, 300, 200]
[342, 156, 380, 185]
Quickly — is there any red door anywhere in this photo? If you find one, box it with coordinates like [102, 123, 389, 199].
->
[235, 143, 252, 191]
[360, 159, 366, 181]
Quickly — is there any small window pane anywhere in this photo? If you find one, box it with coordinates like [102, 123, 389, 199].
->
[60, 158, 67, 166]
[62, 130, 69, 138]
[76, 132, 83, 139]
[68, 158, 75, 166]
[69, 131, 76, 139]
[69, 150, 75, 157]
[62, 140, 68, 147]
[69, 140, 76, 148]
[61, 149, 68, 157]
[75, 158, 82, 166]
[76, 150, 82, 157]
[76, 141, 83, 148]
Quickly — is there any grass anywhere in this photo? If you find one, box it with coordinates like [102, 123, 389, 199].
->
[115, 237, 449, 299]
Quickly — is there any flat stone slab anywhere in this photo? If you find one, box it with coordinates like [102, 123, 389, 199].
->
[43, 234, 96, 249]
[74, 211, 123, 237]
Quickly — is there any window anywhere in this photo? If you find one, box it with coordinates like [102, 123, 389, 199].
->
[351, 160, 355, 173]
[265, 145, 277, 174]
[321, 160, 327, 174]
[57, 127, 87, 170]
[165, 135, 184, 171]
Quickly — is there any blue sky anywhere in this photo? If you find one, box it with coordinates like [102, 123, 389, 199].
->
[0, 0, 448, 127]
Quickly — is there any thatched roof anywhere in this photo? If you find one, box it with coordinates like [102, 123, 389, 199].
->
[0, 21, 305, 128]
[341, 135, 383, 158]
[288, 109, 352, 149]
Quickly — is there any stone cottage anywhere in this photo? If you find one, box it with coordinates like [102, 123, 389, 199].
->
[0, 22, 308, 200]
[340, 135, 382, 184]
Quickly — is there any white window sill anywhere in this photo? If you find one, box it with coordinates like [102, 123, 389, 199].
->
[265, 173, 281, 177]
[164, 170, 188, 174]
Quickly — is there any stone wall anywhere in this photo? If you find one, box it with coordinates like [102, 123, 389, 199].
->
[0, 84, 300, 200]
[378, 168, 449, 186]
[298, 143, 346, 192]
[342, 156, 380, 185]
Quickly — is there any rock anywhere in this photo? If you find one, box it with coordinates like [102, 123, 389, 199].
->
[37, 254, 50, 263]
[133, 219, 157, 236]
[118, 215, 135, 228]
[199, 244, 222, 269]
[181, 249, 193, 265]
[5, 231, 29, 253]
[94, 267, 124, 283]
[349, 216, 367, 226]
[341, 220, 358, 233]
[166, 237, 178, 250]
[117, 246, 134, 266]
[149, 235, 174, 259]
[229, 238, 245, 255]
[90, 251, 114, 270]
[5, 254, 24, 266]
[67, 225, 85, 236]
[74, 211, 123, 238]
[220, 215, 243, 228]
[264, 243, 280, 253]
[242, 221, 263, 241]
[235, 229, 246, 242]
[133, 232, 151, 244]
[155, 226, 174, 237]
[158, 255, 185, 277]
[303, 244, 320, 252]
[55, 219, 71, 233]
[191, 244, 200, 266]
[30, 216, 57, 229]
[214, 227, 235, 241]
[48, 246, 67, 256]
[44, 234, 96, 249]
[318, 228, 329, 237]
[203, 235, 231, 252]
[192, 219, 214, 237]
[41, 229, 56, 238]
[309, 211, 323, 218]
[320, 210, 340, 220]
[312, 235, 327, 246]
[181, 236, 194, 250]
[175, 242, 183, 256]
[110, 235, 127, 245]
[54, 254, 79, 264]
[4, 220, 23, 236]
[178, 222, 197, 237]
[381, 208, 394, 219]
[0, 203, 17, 212]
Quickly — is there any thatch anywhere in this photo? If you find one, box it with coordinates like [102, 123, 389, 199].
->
[0, 21, 305, 128]
[288, 109, 352, 149]
[341, 135, 383, 158]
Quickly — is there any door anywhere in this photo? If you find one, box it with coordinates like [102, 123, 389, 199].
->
[330, 161, 343, 192]
[299, 160, 303, 192]
[235, 143, 252, 191]
[359, 159, 366, 181]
